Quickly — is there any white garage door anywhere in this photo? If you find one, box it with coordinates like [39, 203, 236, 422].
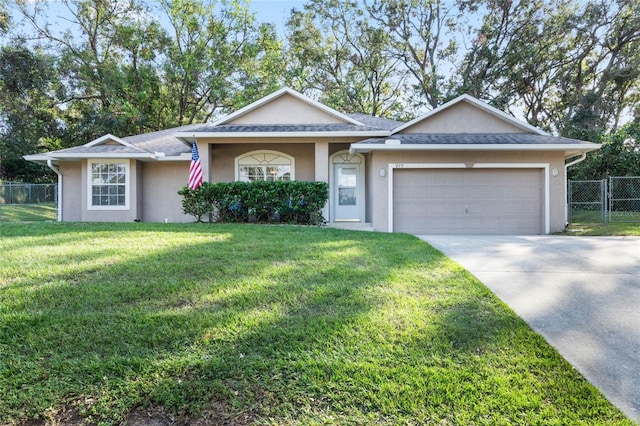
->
[393, 169, 543, 235]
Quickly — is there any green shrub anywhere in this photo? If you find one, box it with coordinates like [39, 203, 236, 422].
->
[178, 181, 329, 225]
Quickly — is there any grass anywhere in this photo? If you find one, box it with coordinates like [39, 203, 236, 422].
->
[0, 203, 57, 222]
[567, 208, 640, 236]
[569, 208, 640, 224]
[564, 222, 640, 236]
[0, 223, 633, 425]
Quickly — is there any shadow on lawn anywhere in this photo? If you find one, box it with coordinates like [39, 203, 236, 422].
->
[0, 222, 236, 251]
[0, 225, 548, 424]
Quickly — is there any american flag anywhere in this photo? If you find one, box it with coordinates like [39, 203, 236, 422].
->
[188, 139, 203, 190]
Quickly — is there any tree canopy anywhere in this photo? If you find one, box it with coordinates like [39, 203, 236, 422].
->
[1, 0, 638, 182]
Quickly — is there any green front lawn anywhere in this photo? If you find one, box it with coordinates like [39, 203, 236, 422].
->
[0, 203, 57, 222]
[0, 223, 632, 425]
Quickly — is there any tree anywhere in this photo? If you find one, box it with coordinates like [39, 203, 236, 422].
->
[0, 44, 61, 182]
[160, 0, 284, 124]
[569, 123, 640, 180]
[365, 0, 472, 110]
[457, 0, 640, 138]
[560, 0, 640, 139]
[286, 0, 407, 118]
[0, 0, 10, 33]
[15, 0, 172, 138]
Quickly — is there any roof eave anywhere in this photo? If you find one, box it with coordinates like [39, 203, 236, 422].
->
[155, 153, 192, 161]
[22, 154, 53, 165]
[349, 143, 602, 155]
[25, 152, 191, 163]
[26, 153, 156, 161]
[175, 130, 391, 139]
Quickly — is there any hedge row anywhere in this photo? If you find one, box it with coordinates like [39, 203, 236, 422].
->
[178, 181, 329, 225]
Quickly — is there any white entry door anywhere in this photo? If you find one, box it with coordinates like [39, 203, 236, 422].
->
[334, 163, 361, 221]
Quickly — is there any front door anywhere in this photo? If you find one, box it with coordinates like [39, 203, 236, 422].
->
[334, 163, 361, 221]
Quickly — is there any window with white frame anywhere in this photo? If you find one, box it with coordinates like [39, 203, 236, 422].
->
[88, 159, 129, 209]
[236, 151, 294, 182]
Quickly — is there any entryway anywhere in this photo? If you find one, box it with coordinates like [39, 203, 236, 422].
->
[330, 152, 365, 223]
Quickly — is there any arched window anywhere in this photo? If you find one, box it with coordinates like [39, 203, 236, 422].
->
[235, 150, 295, 182]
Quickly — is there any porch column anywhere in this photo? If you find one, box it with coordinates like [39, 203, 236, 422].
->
[315, 142, 329, 221]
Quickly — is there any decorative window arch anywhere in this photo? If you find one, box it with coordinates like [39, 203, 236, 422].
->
[331, 152, 363, 165]
[235, 150, 295, 182]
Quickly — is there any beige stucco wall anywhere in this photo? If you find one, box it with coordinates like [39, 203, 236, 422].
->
[78, 159, 141, 222]
[59, 160, 190, 222]
[403, 103, 527, 133]
[60, 162, 82, 221]
[229, 95, 348, 125]
[209, 143, 315, 182]
[200, 139, 354, 183]
[56, 141, 353, 223]
[141, 161, 193, 223]
[363, 152, 374, 223]
[367, 150, 567, 234]
[329, 143, 351, 156]
[135, 161, 143, 218]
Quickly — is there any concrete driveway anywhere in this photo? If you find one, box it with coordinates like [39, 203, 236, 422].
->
[419, 235, 640, 423]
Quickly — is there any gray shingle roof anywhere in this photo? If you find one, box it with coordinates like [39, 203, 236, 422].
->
[191, 123, 385, 133]
[50, 145, 148, 155]
[123, 123, 202, 156]
[43, 124, 201, 158]
[346, 113, 404, 130]
[357, 133, 597, 145]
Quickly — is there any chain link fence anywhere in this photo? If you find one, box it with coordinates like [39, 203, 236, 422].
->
[568, 177, 640, 224]
[609, 177, 640, 223]
[0, 183, 58, 205]
[0, 183, 58, 222]
[568, 180, 608, 224]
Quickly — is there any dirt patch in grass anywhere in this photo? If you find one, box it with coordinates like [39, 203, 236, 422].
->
[16, 400, 258, 426]
[21, 404, 84, 426]
[20, 403, 258, 426]
[124, 403, 258, 426]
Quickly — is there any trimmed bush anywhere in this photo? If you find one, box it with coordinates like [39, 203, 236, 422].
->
[178, 181, 329, 225]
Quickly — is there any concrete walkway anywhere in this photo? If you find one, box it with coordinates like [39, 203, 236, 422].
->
[420, 235, 640, 423]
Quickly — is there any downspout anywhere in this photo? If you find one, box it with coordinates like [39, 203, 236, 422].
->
[564, 153, 587, 226]
[46, 159, 62, 222]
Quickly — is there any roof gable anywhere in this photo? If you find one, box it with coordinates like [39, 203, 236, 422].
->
[212, 88, 364, 126]
[393, 94, 548, 135]
[85, 134, 137, 148]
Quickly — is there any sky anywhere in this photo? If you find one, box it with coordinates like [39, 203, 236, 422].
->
[9, 0, 308, 38]
[249, 0, 306, 30]
[12, 0, 306, 31]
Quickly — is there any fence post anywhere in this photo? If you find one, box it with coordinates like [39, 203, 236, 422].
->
[602, 179, 608, 224]
[608, 177, 612, 225]
[567, 181, 572, 224]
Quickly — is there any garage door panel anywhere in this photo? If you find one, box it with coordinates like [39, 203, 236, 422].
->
[399, 218, 464, 234]
[469, 189, 496, 200]
[393, 169, 543, 235]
